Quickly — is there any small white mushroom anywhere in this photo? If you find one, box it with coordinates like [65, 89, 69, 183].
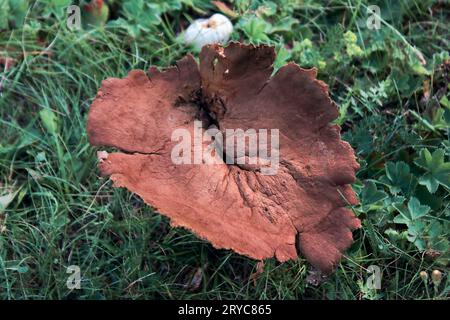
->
[183, 13, 233, 49]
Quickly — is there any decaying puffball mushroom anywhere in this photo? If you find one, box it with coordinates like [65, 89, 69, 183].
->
[183, 13, 233, 49]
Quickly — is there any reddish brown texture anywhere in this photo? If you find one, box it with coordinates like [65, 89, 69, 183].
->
[84, 0, 104, 12]
[87, 42, 360, 273]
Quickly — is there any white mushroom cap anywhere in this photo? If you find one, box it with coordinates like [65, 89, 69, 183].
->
[184, 13, 233, 49]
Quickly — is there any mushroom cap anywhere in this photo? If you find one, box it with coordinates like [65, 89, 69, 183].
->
[87, 42, 360, 273]
[184, 13, 233, 49]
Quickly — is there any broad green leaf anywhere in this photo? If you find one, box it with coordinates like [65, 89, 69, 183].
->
[414, 185, 442, 210]
[40, 0, 71, 19]
[360, 181, 388, 210]
[271, 16, 298, 33]
[273, 45, 291, 71]
[382, 161, 416, 195]
[385, 228, 409, 242]
[415, 148, 450, 193]
[9, 0, 28, 28]
[413, 238, 426, 251]
[393, 197, 430, 223]
[39, 109, 59, 135]
[407, 220, 425, 237]
[428, 220, 443, 239]
[407, 197, 430, 220]
[392, 202, 410, 223]
[238, 16, 271, 43]
[440, 95, 450, 108]
[393, 201, 410, 222]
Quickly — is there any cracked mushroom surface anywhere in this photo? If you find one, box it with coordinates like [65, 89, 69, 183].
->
[87, 42, 360, 273]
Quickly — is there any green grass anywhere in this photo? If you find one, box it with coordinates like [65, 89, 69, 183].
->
[0, 0, 449, 299]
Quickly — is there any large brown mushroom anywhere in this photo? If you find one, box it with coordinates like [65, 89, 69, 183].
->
[87, 42, 360, 273]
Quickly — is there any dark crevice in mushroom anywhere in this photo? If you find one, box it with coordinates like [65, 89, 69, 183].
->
[295, 231, 301, 255]
[188, 88, 252, 170]
[188, 90, 273, 173]
[190, 89, 221, 129]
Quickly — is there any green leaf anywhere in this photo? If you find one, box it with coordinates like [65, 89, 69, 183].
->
[440, 95, 450, 109]
[273, 45, 291, 71]
[392, 203, 410, 223]
[257, 1, 277, 16]
[0, 187, 21, 213]
[39, 109, 59, 135]
[0, 0, 10, 30]
[40, 0, 72, 19]
[414, 185, 442, 210]
[360, 181, 388, 210]
[414, 148, 450, 193]
[8, 0, 28, 28]
[393, 197, 430, 223]
[409, 60, 430, 75]
[385, 228, 407, 241]
[407, 220, 425, 237]
[413, 238, 426, 251]
[238, 16, 271, 43]
[407, 197, 430, 220]
[271, 16, 298, 33]
[428, 220, 443, 239]
[382, 161, 416, 195]
[444, 108, 450, 125]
